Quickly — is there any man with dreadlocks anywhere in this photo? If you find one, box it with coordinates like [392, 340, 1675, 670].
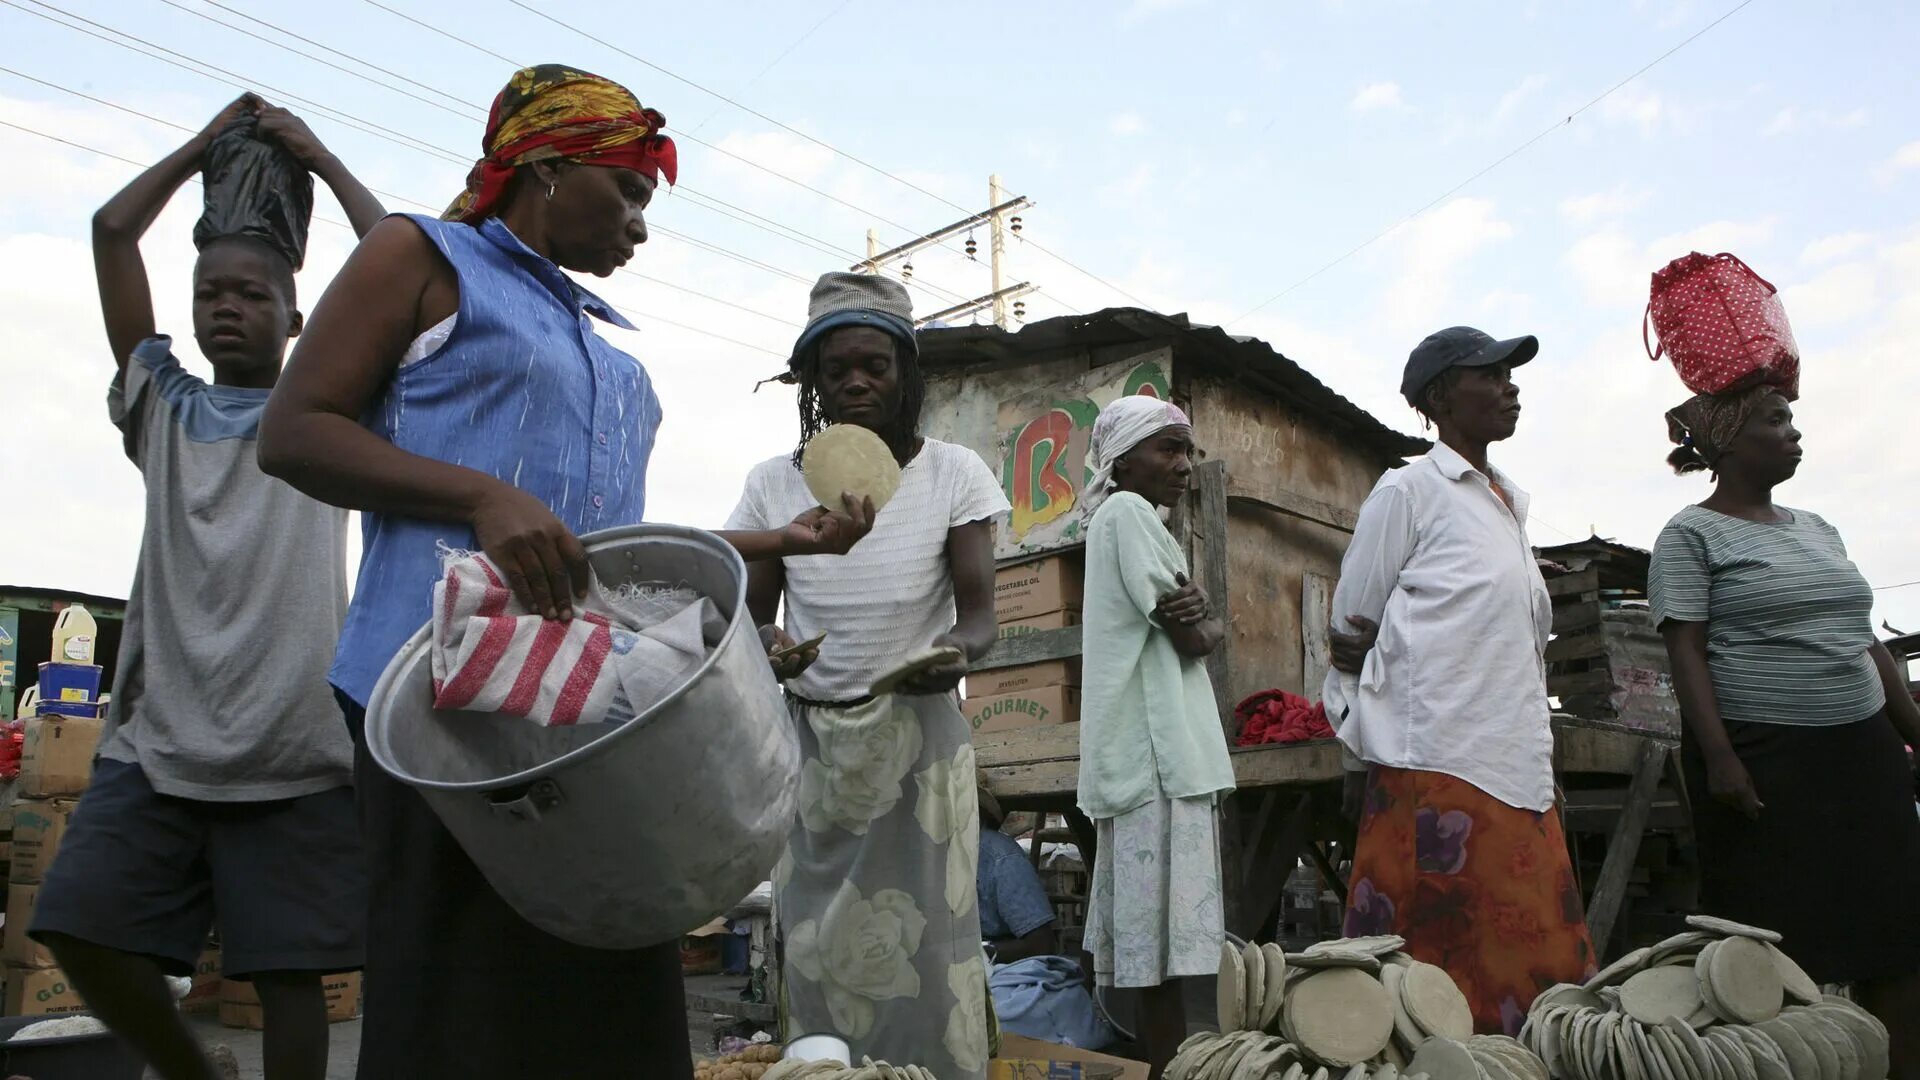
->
[726, 272, 1008, 1078]
[1651, 385, 1920, 1069]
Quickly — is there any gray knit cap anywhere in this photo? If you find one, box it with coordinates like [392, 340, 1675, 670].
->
[789, 271, 918, 369]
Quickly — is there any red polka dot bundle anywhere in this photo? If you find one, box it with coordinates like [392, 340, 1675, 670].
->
[1644, 252, 1801, 399]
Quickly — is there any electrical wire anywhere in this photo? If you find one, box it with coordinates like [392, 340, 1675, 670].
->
[1, 10, 853, 309]
[155, 0, 480, 121]
[186, 0, 474, 112]
[683, 0, 857, 137]
[0, 117, 788, 355]
[1232, 0, 1760, 323]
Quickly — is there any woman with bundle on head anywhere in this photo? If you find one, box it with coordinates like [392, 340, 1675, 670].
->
[1324, 326, 1595, 1036]
[726, 272, 1009, 1078]
[1076, 395, 1233, 1079]
[1651, 386, 1920, 1073]
[260, 66, 872, 1079]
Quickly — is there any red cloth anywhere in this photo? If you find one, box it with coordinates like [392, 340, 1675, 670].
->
[1233, 689, 1334, 747]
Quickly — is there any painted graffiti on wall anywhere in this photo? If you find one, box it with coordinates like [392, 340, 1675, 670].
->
[994, 350, 1172, 559]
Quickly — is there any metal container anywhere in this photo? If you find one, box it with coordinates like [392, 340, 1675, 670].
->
[364, 524, 800, 949]
[783, 1033, 852, 1064]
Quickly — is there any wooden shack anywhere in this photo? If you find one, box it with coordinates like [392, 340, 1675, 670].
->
[918, 307, 1426, 705]
[1539, 538, 1679, 739]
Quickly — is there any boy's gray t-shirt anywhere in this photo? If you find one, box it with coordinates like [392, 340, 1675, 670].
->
[100, 335, 353, 801]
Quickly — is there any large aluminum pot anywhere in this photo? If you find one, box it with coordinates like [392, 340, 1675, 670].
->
[363, 524, 799, 949]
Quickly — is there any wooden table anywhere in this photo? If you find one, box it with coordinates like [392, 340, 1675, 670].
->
[975, 717, 1675, 954]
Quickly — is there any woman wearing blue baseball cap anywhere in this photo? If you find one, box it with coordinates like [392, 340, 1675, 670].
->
[1322, 326, 1597, 1035]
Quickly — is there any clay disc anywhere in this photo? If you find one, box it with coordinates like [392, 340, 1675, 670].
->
[1218, 942, 1246, 1033]
[1775, 1011, 1842, 1080]
[1816, 1000, 1890, 1080]
[801, 424, 902, 514]
[1728, 1026, 1792, 1080]
[868, 646, 964, 696]
[1284, 968, 1394, 1067]
[1685, 914, 1783, 944]
[1307, 935, 1407, 958]
[1408, 1037, 1484, 1080]
[1259, 943, 1288, 1031]
[1286, 948, 1382, 973]
[1705, 935, 1784, 1024]
[1754, 1017, 1822, 1080]
[1243, 942, 1267, 1035]
[1379, 962, 1423, 1053]
[1621, 965, 1706, 1026]
[1587, 946, 1653, 989]
[1765, 943, 1822, 1006]
[1401, 960, 1474, 1041]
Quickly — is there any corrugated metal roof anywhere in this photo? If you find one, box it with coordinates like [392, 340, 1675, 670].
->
[917, 307, 1429, 461]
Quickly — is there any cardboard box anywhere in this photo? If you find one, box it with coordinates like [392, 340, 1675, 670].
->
[19, 716, 103, 797]
[994, 555, 1084, 622]
[8, 799, 77, 884]
[965, 685, 1080, 736]
[218, 971, 361, 1028]
[997, 610, 1082, 639]
[33, 700, 104, 720]
[969, 658, 1082, 698]
[35, 663, 101, 704]
[182, 947, 223, 1013]
[994, 1035, 1148, 1080]
[3, 884, 55, 968]
[4, 965, 86, 1017]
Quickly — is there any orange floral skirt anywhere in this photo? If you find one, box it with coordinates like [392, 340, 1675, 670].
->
[1341, 766, 1597, 1036]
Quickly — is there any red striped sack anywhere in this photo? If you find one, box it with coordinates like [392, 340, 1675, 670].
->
[429, 553, 716, 727]
[1645, 252, 1800, 398]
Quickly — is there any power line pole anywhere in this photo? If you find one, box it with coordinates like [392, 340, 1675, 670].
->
[989, 174, 1008, 328]
[854, 176, 1036, 328]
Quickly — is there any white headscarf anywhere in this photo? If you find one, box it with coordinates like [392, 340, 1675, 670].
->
[1083, 395, 1193, 515]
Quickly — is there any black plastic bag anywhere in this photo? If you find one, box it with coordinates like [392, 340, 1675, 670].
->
[192, 113, 313, 270]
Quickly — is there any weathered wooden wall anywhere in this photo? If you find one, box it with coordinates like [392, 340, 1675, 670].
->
[1186, 374, 1392, 700]
[922, 342, 1402, 707]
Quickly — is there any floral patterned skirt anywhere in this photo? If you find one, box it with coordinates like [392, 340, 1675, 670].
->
[1085, 794, 1224, 989]
[1342, 766, 1596, 1036]
[777, 693, 990, 1079]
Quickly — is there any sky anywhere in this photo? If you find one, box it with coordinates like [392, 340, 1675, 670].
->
[3, 0, 1919, 630]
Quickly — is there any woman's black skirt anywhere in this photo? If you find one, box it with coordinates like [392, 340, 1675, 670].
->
[1682, 709, 1920, 984]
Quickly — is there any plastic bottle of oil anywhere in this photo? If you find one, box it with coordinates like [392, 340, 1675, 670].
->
[51, 605, 97, 665]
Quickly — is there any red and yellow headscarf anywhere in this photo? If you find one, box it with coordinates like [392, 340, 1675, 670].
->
[442, 64, 678, 223]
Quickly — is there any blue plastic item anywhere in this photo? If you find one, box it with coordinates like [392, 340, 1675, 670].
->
[0, 1014, 144, 1080]
[35, 700, 105, 719]
[35, 663, 102, 705]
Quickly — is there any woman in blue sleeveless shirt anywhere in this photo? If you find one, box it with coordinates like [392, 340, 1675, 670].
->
[261, 66, 869, 1080]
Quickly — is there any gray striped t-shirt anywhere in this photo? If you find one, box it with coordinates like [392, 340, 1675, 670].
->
[1649, 505, 1884, 727]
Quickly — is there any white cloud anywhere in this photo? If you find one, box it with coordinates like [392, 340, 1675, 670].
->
[709, 129, 837, 189]
[1564, 230, 1646, 310]
[1350, 82, 1405, 114]
[1598, 87, 1664, 137]
[1380, 197, 1514, 336]
[1879, 140, 1920, 180]
[1651, 218, 1776, 258]
[1801, 232, 1874, 264]
[1223, 108, 1248, 128]
[1490, 74, 1549, 128]
[1764, 107, 1870, 136]
[1108, 112, 1148, 137]
[1559, 186, 1651, 225]
[1781, 261, 1878, 327]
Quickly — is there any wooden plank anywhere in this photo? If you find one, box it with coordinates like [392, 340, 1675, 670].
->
[1584, 740, 1669, 958]
[1549, 669, 1618, 699]
[981, 758, 1080, 800]
[1553, 720, 1663, 775]
[1235, 793, 1316, 941]
[1546, 568, 1602, 599]
[685, 990, 777, 1024]
[1224, 478, 1359, 534]
[1230, 740, 1345, 788]
[1553, 604, 1602, 636]
[1302, 573, 1334, 701]
[974, 626, 1083, 671]
[1195, 461, 1236, 737]
[973, 722, 1083, 767]
[1544, 631, 1608, 664]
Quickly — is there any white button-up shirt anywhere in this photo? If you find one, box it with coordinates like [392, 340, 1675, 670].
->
[1321, 441, 1556, 811]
